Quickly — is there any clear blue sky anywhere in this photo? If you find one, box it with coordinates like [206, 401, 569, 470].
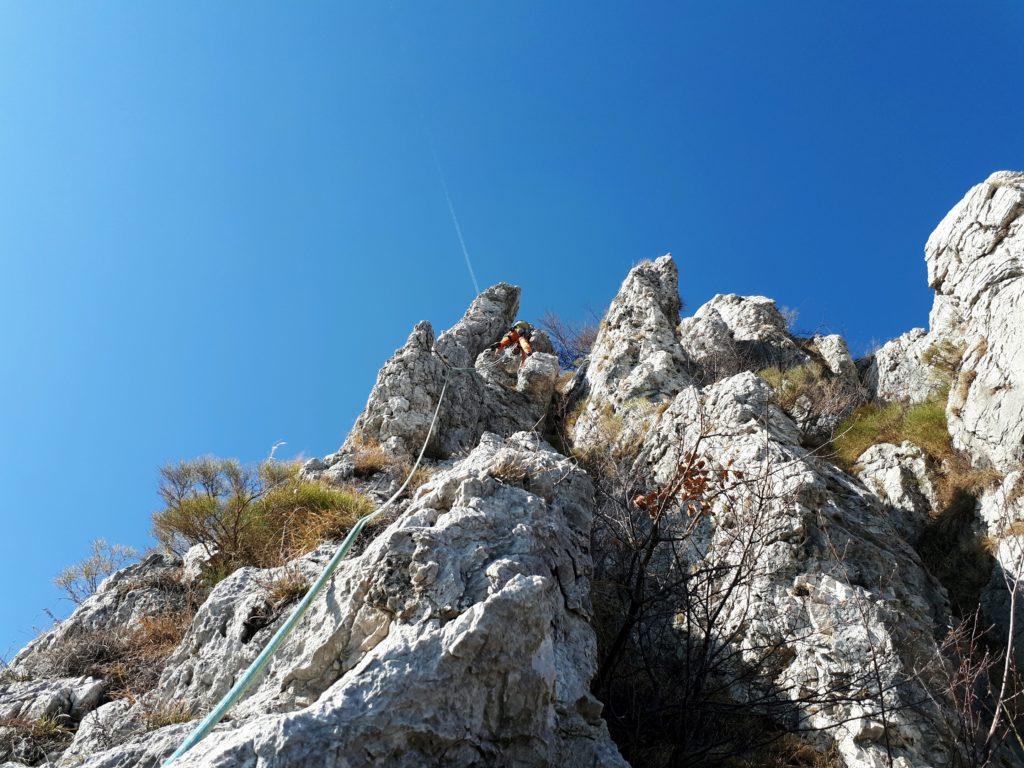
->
[1, 2, 1022, 655]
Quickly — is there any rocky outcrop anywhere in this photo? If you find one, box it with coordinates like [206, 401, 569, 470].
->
[12, 553, 188, 679]
[571, 255, 690, 455]
[859, 328, 943, 404]
[680, 293, 812, 384]
[626, 372, 955, 768]
[66, 433, 625, 768]
[317, 283, 558, 468]
[925, 171, 1024, 472]
[855, 442, 936, 545]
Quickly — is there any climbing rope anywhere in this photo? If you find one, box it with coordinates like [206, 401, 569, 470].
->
[163, 371, 453, 765]
[162, 341, 527, 764]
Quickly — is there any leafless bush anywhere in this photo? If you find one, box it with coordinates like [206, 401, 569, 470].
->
[54, 539, 139, 604]
[571, 402, 908, 766]
[540, 310, 598, 369]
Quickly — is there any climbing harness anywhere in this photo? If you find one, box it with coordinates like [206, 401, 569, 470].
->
[163, 366, 455, 765]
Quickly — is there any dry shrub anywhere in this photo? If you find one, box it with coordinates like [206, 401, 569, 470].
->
[350, 437, 392, 478]
[33, 609, 191, 700]
[153, 457, 373, 577]
[0, 715, 73, 764]
[759, 362, 863, 429]
[724, 732, 840, 768]
[54, 540, 139, 605]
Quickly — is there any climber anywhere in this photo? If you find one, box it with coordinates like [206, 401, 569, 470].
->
[491, 321, 535, 367]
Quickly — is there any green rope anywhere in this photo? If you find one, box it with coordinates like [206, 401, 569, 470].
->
[163, 376, 450, 765]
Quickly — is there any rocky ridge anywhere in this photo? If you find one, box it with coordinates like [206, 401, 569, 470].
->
[3, 171, 1024, 768]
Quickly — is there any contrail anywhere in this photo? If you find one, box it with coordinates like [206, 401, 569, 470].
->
[429, 138, 481, 296]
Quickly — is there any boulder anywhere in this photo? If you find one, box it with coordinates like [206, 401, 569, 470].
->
[0, 677, 105, 724]
[855, 442, 936, 544]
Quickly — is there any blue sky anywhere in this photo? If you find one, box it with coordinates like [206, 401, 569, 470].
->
[1, 2, 1022, 655]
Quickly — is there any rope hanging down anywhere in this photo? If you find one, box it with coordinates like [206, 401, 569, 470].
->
[163, 372, 453, 766]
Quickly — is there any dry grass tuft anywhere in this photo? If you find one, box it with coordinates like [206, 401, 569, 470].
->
[489, 451, 531, 487]
[141, 700, 193, 731]
[0, 715, 73, 764]
[259, 568, 309, 608]
[832, 393, 951, 471]
[920, 339, 964, 382]
[350, 437, 392, 478]
[33, 608, 193, 700]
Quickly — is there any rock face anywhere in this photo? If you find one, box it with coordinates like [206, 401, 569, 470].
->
[7, 173, 1024, 768]
[624, 372, 954, 768]
[69, 433, 625, 768]
[859, 328, 943, 404]
[321, 283, 559, 466]
[571, 255, 690, 455]
[924, 171, 1024, 472]
[12, 553, 188, 679]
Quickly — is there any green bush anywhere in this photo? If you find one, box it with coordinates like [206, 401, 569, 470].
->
[153, 457, 373, 576]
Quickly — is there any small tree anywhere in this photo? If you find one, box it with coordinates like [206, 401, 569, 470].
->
[54, 539, 138, 604]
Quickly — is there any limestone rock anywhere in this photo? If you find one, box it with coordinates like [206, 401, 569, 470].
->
[855, 442, 936, 544]
[0, 677, 105, 724]
[809, 333, 860, 387]
[693, 294, 809, 370]
[859, 327, 944, 404]
[572, 255, 690, 454]
[180, 545, 214, 586]
[677, 308, 737, 378]
[72, 433, 625, 768]
[925, 171, 1024, 471]
[318, 284, 557, 466]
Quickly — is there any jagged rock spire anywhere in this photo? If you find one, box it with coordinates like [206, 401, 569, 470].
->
[571, 254, 690, 454]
